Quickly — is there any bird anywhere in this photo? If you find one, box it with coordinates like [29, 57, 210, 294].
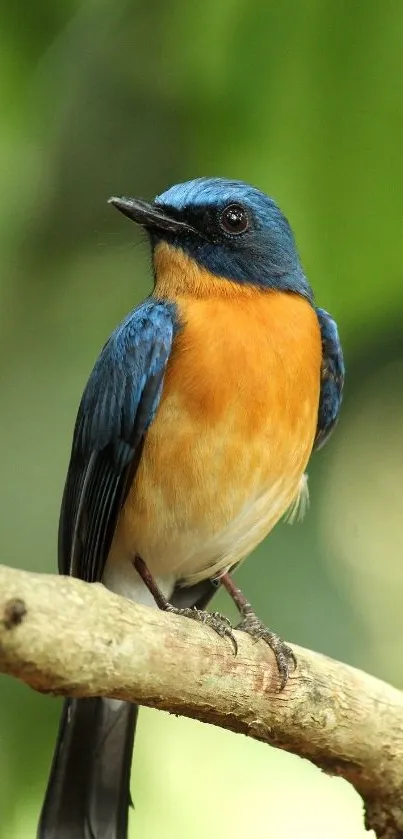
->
[37, 177, 344, 839]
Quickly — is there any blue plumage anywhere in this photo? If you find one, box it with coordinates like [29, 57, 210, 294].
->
[157, 177, 287, 215]
[59, 299, 178, 581]
[314, 306, 345, 450]
[74, 301, 178, 461]
[155, 177, 313, 299]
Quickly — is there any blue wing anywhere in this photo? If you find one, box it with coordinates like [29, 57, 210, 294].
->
[313, 306, 345, 451]
[58, 299, 179, 582]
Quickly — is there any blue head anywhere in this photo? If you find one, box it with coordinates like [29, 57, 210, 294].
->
[109, 177, 312, 300]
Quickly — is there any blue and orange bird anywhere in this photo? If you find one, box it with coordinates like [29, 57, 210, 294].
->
[38, 178, 344, 838]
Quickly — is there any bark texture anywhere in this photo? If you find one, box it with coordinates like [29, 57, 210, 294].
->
[1, 564, 402, 838]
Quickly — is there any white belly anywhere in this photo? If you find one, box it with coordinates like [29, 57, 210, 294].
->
[104, 472, 308, 600]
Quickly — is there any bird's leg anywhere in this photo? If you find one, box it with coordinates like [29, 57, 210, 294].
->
[133, 556, 238, 653]
[132, 555, 172, 610]
[219, 572, 296, 689]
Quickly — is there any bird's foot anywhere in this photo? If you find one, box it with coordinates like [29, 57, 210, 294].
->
[236, 606, 296, 690]
[165, 604, 238, 654]
[133, 556, 237, 653]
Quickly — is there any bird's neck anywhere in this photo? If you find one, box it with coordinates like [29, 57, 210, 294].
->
[152, 242, 263, 301]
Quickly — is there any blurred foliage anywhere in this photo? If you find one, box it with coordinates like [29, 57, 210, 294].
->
[1, 0, 403, 836]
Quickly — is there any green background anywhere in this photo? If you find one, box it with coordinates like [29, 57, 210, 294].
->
[1, 1, 403, 836]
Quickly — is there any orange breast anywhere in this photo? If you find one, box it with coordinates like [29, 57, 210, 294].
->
[113, 281, 322, 585]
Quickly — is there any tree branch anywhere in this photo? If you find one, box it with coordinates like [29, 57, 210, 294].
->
[0, 564, 402, 838]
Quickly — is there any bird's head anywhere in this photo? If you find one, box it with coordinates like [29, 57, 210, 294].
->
[109, 177, 313, 301]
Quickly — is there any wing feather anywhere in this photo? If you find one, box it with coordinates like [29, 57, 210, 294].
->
[314, 306, 345, 451]
[58, 299, 178, 583]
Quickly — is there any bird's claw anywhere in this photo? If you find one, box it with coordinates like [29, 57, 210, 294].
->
[236, 608, 296, 690]
[165, 604, 238, 654]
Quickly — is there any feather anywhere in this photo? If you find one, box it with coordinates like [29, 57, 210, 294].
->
[284, 473, 310, 524]
[314, 307, 345, 451]
[58, 299, 179, 583]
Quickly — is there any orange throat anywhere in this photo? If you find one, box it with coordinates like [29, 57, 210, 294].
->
[152, 241, 266, 300]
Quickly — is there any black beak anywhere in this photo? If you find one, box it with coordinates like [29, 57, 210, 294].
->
[108, 196, 195, 236]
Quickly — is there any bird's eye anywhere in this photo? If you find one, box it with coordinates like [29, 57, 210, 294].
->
[219, 203, 249, 235]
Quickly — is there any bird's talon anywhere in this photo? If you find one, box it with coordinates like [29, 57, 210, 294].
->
[210, 610, 232, 627]
[166, 605, 237, 652]
[236, 611, 296, 690]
